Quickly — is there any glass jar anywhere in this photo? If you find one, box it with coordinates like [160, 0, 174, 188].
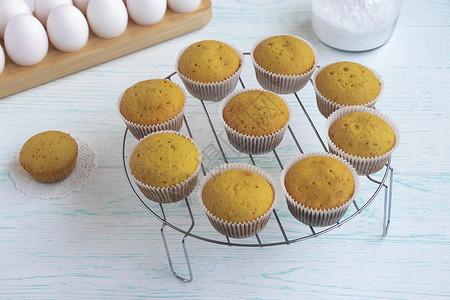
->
[311, 0, 402, 52]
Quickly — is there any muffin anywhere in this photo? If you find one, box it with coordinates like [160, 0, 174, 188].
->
[119, 79, 186, 139]
[326, 106, 400, 175]
[251, 34, 317, 94]
[281, 152, 359, 227]
[19, 130, 78, 183]
[220, 89, 291, 154]
[199, 163, 277, 239]
[313, 61, 383, 117]
[129, 131, 201, 203]
[176, 40, 244, 101]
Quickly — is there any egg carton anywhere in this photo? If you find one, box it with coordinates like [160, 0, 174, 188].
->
[0, 0, 211, 98]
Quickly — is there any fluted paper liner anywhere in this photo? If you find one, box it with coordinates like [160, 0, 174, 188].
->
[129, 130, 202, 203]
[251, 34, 318, 94]
[118, 81, 187, 140]
[281, 152, 360, 227]
[176, 40, 245, 101]
[199, 163, 278, 239]
[325, 106, 400, 175]
[219, 89, 292, 155]
[312, 62, 384, 118]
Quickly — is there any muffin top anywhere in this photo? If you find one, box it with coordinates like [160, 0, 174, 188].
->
[120, 79, 185, 126]
[329, 112, 395, 158]
[315, 61, 381, 105]
[253, 35, 315, 75]
[130, 132, 199, 188]
[284, 156, 354, 210]
[202, 169, 274, 223]
[178, 40, 240, 83]
[223, 90, 290, 136]
[19, 130, 78, 174]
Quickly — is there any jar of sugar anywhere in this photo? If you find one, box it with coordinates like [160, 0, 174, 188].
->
[311, 0, 402, 51]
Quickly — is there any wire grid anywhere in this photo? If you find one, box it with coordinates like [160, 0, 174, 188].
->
[121, 71, 394, 248]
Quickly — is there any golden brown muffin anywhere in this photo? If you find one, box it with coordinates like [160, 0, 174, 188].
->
[202, 168, 274, 223]
[19, 130, 78, 183]
[177, 40, 240, 83]
[130, 132, 200, 188]
[328, 112, 396, 158]
[284, 156, 355, 210]
[253, 35, 315, 75]
[223, 90, 290, 136]
[119, 79, 185, 126]
[315, 61, 380, 106]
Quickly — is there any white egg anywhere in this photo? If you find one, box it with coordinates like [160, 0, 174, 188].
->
[0, 44, 5, 74]
[87, 0, 128, 39]
[47, 4, 89, 52]
[0, 0, 32, 39]
[127, 0, 166, 26]
[73, 0, 90, 15]
[168, 0, 200, 13]
[34, 0, 73, 26]
[4, 14, 48, 66]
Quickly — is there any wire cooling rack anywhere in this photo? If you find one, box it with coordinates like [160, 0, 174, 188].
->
[121, 57, 394, 282]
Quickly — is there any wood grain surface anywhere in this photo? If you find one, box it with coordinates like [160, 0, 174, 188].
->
[0, 0, 449, 299]
[0, 0, 212, 99]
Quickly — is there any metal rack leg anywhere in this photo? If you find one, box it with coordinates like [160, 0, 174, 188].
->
[160, 224, 193, 283]
[159, 198, 195, 282]
[382, 166, 394, 237]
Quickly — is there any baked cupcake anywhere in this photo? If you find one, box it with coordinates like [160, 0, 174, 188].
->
[313, 61, 383, 117]
[281, 152, 359, 227]
[129, 131, 201, 203]
[176, 40, 244, 101]
[119, 79, 186, 139]
[326, 106, 400, 175]
[19, 130, 78, 183]
[199, 163, 277, 239]
[251, 34, 317, 94]
[220, 89, 291, 155]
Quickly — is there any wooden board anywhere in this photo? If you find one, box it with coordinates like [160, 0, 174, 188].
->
[0, 0, 212, 99]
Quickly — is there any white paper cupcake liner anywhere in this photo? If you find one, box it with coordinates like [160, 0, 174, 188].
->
[280, 152, 360, 227]
[175, 41, 245, 101]
[129, 130, 202, 203]
[198, 163, 278, 239]
[312, 62, 384, 118]
[219, 89, 292, 155]
[325, 106, 400, 175]
[117, 81, 187, 140]
[250, 34, 318, 94]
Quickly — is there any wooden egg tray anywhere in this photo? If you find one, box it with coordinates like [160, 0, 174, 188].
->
[0, 0, 212, 99]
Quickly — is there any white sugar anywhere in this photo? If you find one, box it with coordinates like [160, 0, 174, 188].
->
[312, 0, 402, 51]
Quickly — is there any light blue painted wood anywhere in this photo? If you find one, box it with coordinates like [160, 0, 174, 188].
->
[1, 0, 449, 298]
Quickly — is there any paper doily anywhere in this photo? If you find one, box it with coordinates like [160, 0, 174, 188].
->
[10, 137, 97, 199]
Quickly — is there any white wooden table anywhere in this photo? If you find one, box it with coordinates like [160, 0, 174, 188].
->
[1, 0, 449, 298]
